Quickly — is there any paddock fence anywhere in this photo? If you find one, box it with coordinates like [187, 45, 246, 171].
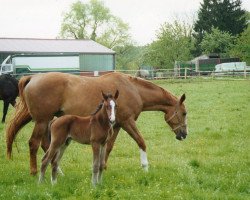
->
[115, 67, 250, 80]
[10, 67, 250, 80]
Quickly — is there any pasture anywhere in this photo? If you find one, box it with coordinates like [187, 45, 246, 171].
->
[0, 79, 249, 199]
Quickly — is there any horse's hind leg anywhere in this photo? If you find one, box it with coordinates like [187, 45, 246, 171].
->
[2, 101, 10, 123]
[41, 134, 50, 153]
[29, 121, 48, 175]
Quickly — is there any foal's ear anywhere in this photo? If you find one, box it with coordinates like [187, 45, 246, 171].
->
[102, 91, 108, 100]
[179, 94, 186, 105]
[114, 90, 119, 100]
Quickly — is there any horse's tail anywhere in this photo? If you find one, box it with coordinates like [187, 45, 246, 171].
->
[6, 75, 33, 159]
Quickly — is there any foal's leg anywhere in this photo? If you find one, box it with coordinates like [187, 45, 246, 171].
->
[122, 118, 148, 171]
[2, 101, 10, 123]
[51, 151, 61, 185]
[53, 142, 70, 177]
[105, 126, 121, 169]
[91, 142, 101, 186]
[39, 147, 57, 183]
[98, 144, 107, 183]
[29, 121, 48, 175]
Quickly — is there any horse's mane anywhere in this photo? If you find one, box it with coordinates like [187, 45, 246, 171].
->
[129, 75, 178, 105]
[128, 76, 154, 88]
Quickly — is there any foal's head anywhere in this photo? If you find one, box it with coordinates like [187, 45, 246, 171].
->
[164, 94, 188, 141]
[101, 90, 119, 125]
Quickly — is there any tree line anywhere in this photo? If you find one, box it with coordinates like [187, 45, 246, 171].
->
[60, 0, 249, 69]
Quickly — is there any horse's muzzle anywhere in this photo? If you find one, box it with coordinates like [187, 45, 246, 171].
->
[176, 131, 187, 141]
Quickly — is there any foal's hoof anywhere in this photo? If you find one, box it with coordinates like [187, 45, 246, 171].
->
[51, 178, 57, 185]
[142, 164, 149, 172]
[57, 167, 65, 176]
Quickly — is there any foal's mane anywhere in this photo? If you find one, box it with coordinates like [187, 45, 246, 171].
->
[91, 101, 104, 116]
[91, 94, 114, 116]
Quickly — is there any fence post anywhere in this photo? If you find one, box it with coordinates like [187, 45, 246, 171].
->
[184, 68, 187, 79]
[244, 65, 246, 79]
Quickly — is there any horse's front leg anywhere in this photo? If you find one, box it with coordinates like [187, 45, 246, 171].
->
[98, 144, 107, 183]
[91, 142, 101, 186]
[122, 118, 149, 172]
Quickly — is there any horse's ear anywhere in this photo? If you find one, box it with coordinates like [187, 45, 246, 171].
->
[114, 90, 119, 100]
[102, 91, 108, 100]
[179, 94, 186, 105]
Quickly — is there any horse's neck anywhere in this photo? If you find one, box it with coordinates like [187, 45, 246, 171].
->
[134, 78, 177, 111]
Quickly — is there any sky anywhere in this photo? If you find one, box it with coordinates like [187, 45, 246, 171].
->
[0, 0, 249, 45]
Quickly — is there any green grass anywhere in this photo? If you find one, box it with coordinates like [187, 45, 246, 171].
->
[0, 79, 249, 199]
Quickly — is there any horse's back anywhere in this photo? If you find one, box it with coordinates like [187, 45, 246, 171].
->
[23, 72, 143, 122]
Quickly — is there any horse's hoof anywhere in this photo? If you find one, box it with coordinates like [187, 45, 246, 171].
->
[30, 170, 38, 176]
[7, 152, 12, 160]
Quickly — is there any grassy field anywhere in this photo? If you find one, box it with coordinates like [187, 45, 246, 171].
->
[0, 79, 249, 200]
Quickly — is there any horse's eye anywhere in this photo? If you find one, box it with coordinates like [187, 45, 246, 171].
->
[183, 112, 187, 116]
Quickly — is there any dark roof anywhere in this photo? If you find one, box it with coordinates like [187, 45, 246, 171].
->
[0, 38, 115, 54]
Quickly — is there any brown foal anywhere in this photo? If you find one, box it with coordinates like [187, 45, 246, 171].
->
[39, 91, 119, 186]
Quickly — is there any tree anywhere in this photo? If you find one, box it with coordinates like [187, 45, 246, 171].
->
[200, 27, 235, 56]
[60, 0, 131, 49]
[114, 45, 147, 70]
[193, 0, 247, 55]
[230, 26, 250, 65]
[142, 20, 194, 69]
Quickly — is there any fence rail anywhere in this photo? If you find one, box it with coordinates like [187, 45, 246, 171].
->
[10, 68, 250, 80]
[116, 68, 250, 80]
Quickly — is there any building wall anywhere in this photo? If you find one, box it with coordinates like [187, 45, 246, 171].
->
[0, 53, 10, 63]
[79, 54, 114, 71]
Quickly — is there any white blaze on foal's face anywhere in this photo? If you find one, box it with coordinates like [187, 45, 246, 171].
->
[109, 100, 116, 123]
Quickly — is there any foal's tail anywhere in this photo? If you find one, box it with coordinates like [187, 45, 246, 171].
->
[6, 75, 33, 159]
[47, 117, 58, 142]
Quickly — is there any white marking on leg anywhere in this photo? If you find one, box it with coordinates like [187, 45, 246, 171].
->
[140, 149, 149, 172]
[57, 166, 64, 176]
[38, 173, 43, 184]
[92, 172, 98, 186]
[51, 176, 57, 185]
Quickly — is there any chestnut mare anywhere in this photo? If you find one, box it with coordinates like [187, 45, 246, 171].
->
[39, 91, 119, 186]
[6, 72, 188, 175]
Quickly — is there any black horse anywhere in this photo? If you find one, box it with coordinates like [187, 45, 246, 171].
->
[0, 74, 19, 123]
